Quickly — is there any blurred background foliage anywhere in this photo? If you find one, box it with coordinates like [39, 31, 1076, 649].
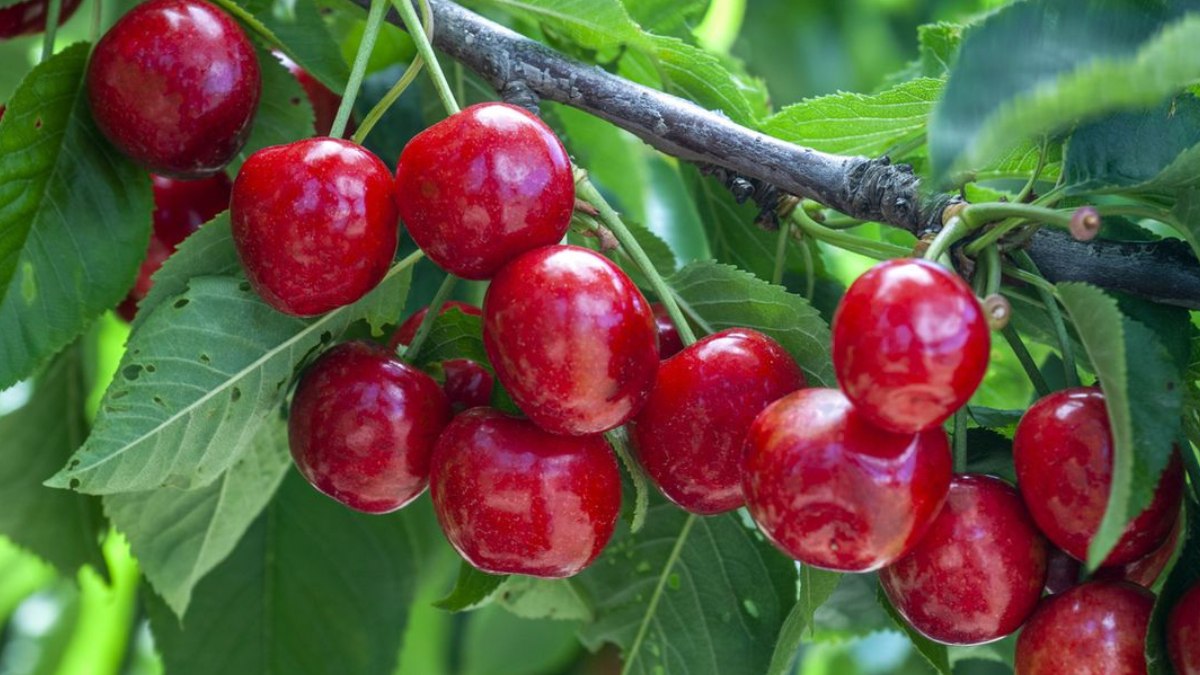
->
[0, 0, 1043, 673]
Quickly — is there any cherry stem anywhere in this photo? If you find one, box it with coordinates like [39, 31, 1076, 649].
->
[923, 215, 969, 265]
[770, 218, 790, 286]
[403, 273, 458, 362]
[331, 0, 388, 139]
[961, 202, 1073, 256]
[576, 177, 698, 347]
[790, 208, 909, 260]
[1012, 250, 1079, 388]
[1000, 322, 1052, 399]
[982, 245, 1002, 297]
[352, 55, 425, 144]
[89, 0, 101, 43]
[41, 0, 62, 62]
[392, 0, 460, 115]
[798, 237, 816, 300]
[953, 409, 968, 473]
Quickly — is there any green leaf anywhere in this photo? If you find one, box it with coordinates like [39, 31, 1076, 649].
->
[434, 562, 507, 612]
[621, 0, 707, 36]
[214, 0, 349, 91]
[0, 344, 105, 576]
[496, 575, 594, 621]
[877, 583, 951, 674]
[931, 2, 1200, 182]
[1056, 282, 1184, 568]
[468, 0, 647, 52]
[668, 260, 835, 387]
[551, 104, 650, 220]
[965, 428, 1018, 484]
[1169, 187, 1200, 262]
[147, 473, 439, 675]
[761, 78, 942, 157]
[227, 44, 317, 175]
[411, 307, 489, 366]
[49, 258, 416, 495]
[460, 604, 583, 675]
[648, 36, 759, 127]
[129, 213, 241, 329]
[810, 573, 894, 643]
[575, 506, 797, 675]
[104, 417, 291, 617]
[1146, 505, 1199, 674]
[605, 427, 649, 533]
[0, 42, 153, 389]
[766, 566, 841, 675]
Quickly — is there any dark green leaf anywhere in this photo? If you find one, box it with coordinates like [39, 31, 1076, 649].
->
[649, 36, 759, 127]
[0, 43, 152, 389]
[811, 573, 893, 642]
[411, 308, 489, 366]
[1146, 505, 1198, 674]
[228, 44, 317, 175]
[434, 562, 507, 612]
[766, 565, 841, 675]
[965, 428, 1017, 484]
[668, 260, 835, 387]
[214, 0, 349, 91]
[877, 583, 951, 674]
[0, 344, 105, 576]
[1169, 187, 1200, 263]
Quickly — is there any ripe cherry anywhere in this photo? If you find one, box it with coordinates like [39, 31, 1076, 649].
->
[629, 328, 806, 514]
[231, 138, 398, 316]
[389, 302, 493, 412]
[880, 474, 1048, 645]
[742, 388, 952, 572]
[832, 258, 990, 433]
[0, 0, 81, 38]
[118, 173, 232, 321]
[1015, 581, 1154, 675]
[274, 51, 347, 137]
[1013, 387, 1184, 565]
[429, 407, 621, 578]
[483, 245, 658, 436]
[288, 341, 450, 514]
[1169, 583, 1200, 675]
[87, 0, 260, 178]
[394, 102, 574, 279]
[651, 303, 684, 359]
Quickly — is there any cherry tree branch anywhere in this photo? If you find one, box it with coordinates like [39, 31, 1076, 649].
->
[361, 0, 1200, 309]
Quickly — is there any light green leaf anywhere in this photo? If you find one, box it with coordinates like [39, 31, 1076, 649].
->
[765, 565, 841, 675]
[649, 36, 758, 127]
[48, 257, 416, 495]
[214, 0, 349, 91]
[1056, 282, 1184, 568]
[104, 417, 290, 617]
[496, 575, 595, 622]
[468, 0, 647, 51]
[551, 104, 650, 221]
[621, 0, 707, 37]
[129, 213, 240, 329]
[227, 44, 317, 175]
[810, 573, 894, 643]
[434, 562, 507, 612]
[0, 42, 153, 389]
[877, 583, 951, 674]
[668, 260, 835, 387]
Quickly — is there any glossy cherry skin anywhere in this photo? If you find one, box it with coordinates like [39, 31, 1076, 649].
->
[1169, 583, 1200, 675]
[231, 138, 399, 316]
[1014, 387, 1184, 565]
[1015, 581, 1154, 675]
[0, 0, 81, 38]
[743, 388, 952, 572]
[274, 51, 346, 137]
[483, 245, 658, 436]
[880, 474, 1048, 645]
[389, 302, 493, 412]
[429, 407, 621, 578]
[288, 341, 451, 514]
[832, 258, 990, 433]
[394, 102, 574, 279]
[629, 328, 806, 514]
[651, 303, 685, 359]
[87, 0, 260, 178]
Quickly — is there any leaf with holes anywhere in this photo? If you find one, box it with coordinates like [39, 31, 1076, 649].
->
[48, 258, 416, 495]
[130, 213, 240, 328]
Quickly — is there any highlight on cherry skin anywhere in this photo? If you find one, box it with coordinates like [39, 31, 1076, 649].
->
[288, 341, 451, 514]
[429, 407, 622, 578]
[1015, 581, 1155, 675]
[742, 387, 952, 573]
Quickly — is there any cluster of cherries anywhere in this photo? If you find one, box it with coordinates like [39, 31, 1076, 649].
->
[53, 0, 1200, 671]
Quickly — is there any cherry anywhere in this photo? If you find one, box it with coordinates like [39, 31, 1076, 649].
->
[1169, 583, 1200, 675]
[1094, 514, 1181, 589]
[742, 388, 952, 572]
[629, 328, 806, 514]
[394, 102, 574, 280]
[1013, 387, 1184, 565]
[273, 51, 348, 137]
[880, 474, 1048, 645]
[288, 341, 450, 514]
[483, 245, 658, 436]
[117, 174, 232, 321]
[0, 0, 81, 38]
[651, 303, 684, 359]
[831, 258, 990, 433]
[389, 302, 493, 412]
[231, 138, 398, 316]
[87, 0, 260, 178]
[1015, 581, 1154, 675]
[429, 407, 621, 578]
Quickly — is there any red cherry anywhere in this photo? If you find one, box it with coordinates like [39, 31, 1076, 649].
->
[483, 245, 658, 436]
[288, 341, 450, 514]
[86, 0, 260, 178]
[0, 0, 81, 38]
[651, 303, 684, 359]
[880, 474, 1049, 645]
[388, 301, 483, 350]
[1094, 514, 1181, 589]
[231, 138, 399, 316]
[831, 258, 990, 433]
[1013, 387, 1184, 565]
[1169, 583, 1200, 675]
[1015, 581, 1154, 675]
[629, 328, 805, 514]
[429, 407, 621, 578]
[273, 51, 348, 137]
[742, 388, 952, 572]
[394, 102, 574, 279]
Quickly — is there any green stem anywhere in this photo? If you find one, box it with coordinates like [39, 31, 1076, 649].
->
[771, 220, 789, 286]
[577, 177, 698, 346]
[1012, 250, 1078, 388]
[1001, 264, 1058, 295]
[1093, 203, 1180, 226]
[983, 245, 1002, 297]
[799, 237, 816, 301]
[923, 215, 969, 265]
[953, 409, 968, 473]
[1001, 321, 1052, 398]
[89, 0, 101, 42]
[962, 202, 1072, 229]
[41, 0, 63, 61]
[392, 0, 460, 115]
[331, 0, 389, 139]
[791, 208, 909, 260]
[404, 273, 458, 361]
[351, 56, 425, 144]
[1014, 139, 1049, 204]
